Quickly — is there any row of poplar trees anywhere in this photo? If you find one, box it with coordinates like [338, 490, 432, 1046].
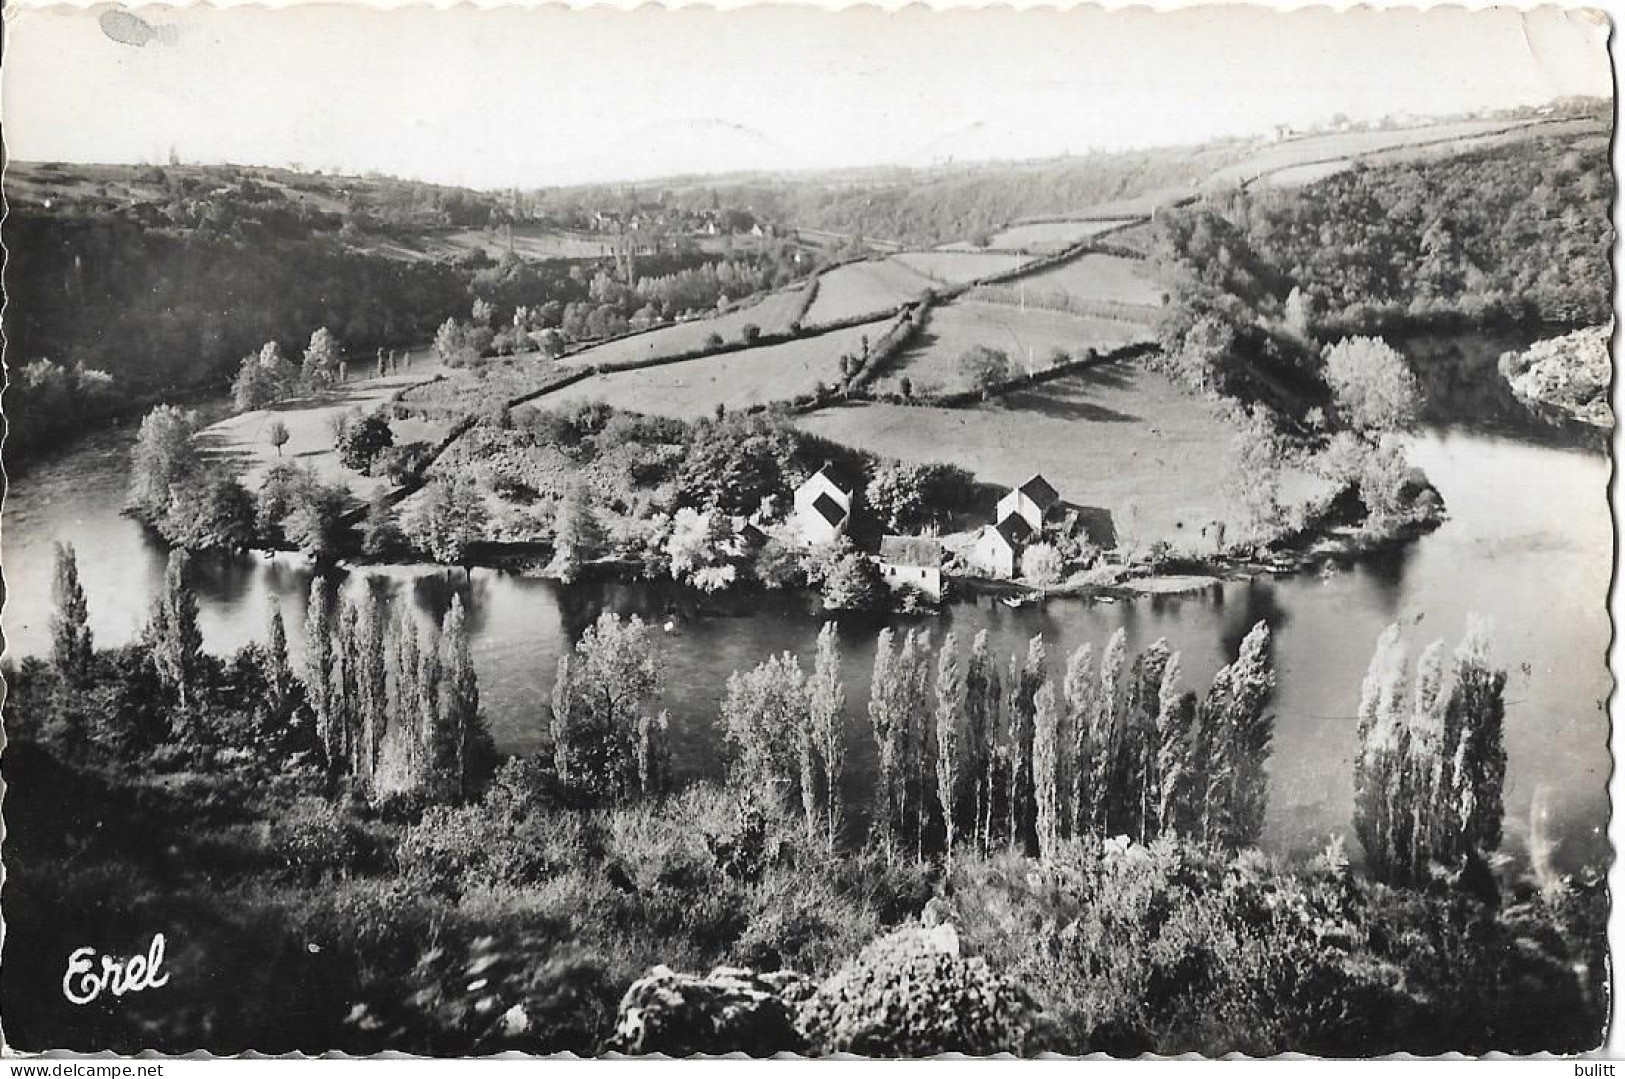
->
[719, 619, 1277, 861]
[1352, 618, 1508, 885]
[51, 542, 487, 802]
[302, 583, 488, 800]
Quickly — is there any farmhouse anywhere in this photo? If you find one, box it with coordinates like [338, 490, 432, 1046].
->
[970, 514, 1033, 579]
[996, 473, 1061, 533]
[878, 535, 945, 600]
[792, 464, 854, 546]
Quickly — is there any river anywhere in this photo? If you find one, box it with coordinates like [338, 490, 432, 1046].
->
[2, 335, 1611, 872]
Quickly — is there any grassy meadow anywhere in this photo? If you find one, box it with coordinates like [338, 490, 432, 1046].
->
[800, 359, 1330, 547]
[982, 218, 1143, 252]
[889, 250, 1034, 283]
[803, 259, 934, 325]
[559, 287, 812, 368]
[873, 300, 1153, 396]
[542, 317, 891, 419]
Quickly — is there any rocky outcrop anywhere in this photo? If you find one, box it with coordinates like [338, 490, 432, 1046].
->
[1499, 325, 1614, 430]
[608, 964, 813, 1056]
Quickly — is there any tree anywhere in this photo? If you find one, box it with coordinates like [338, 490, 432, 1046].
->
[304, 584, 339, 772]
[1322, 336, 1422, 433]
[867, 629, 913, 858]
[1020, 543, 1063, 586]
[161, 473, 257, 553]
[934, 636, 965, 855]
[435, 595, 487, 801]
[128, 405, 201, 522]
[740, 323, 762, 346]
[1062, 643, 1098, 837]
[406, 476, 489, 568]
[965, 630, 1002, 851]
[1200, 621, 1275, 850]
[233, 342, 298, 410]
[336, 410, 395, 473]
[50, 542, 95, 686]
[821, 550, 884, 611]
[666, 507, 739, 592]
[1354, 625, 1411, 882]
[145, 550, 204, 709]
[259, 600, 304, 748]
[550, 613, 663, 806]
[720, 652, 809, 812]
[960, 346, 1013, 394]
[285, 480, 354, 562]
[302, 327, 343, 391]
[547, 481, 604, 583]
[1005, 637, 1046, 850]
[267, 420, 291, 457]
[360, 491, 405, 558]
[1440, 618, 1507, 861]
[807, 622, 846, 847]
[1032, 682, 1062, 860]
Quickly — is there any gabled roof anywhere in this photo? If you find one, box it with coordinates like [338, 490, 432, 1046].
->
[991, 513, 1035, 548]
[880, 535, 943, 568]
[811, 491, 848, 527]
[810, 461, 857, 496]
[1017, 473, 1060, 510]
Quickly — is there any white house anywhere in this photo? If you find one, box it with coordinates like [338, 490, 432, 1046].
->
[969, 515, 1033, 579]
[995, 474, 1061, 534]
[792, 464, 854, 546]
[878, 536, 944, 601]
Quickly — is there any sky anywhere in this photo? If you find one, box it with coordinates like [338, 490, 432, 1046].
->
[3, 3, 1613, 189]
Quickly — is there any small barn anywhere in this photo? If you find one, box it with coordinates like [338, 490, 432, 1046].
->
[996, 474, 1061, 534]
[878, 535, 945, 600]
[970, 514, 1033, 579]
[792, 464, 854, 546]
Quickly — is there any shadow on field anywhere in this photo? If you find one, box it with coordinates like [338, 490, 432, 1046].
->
[998, 375, 1140, 423]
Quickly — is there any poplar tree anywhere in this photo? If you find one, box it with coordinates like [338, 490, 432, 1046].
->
[146, 550, 204, 709]
[354, 593, 388, 789]
[934, 634, 965, 855]
[1120, 640, 1171, 842]
[1406, 640, 1447, 881]
[1063, 643, 1098, 836]
[868, 629, 904, 857]
[808, 622, 846, 846]
[50, 541, 95, 686]
[417, 617, 445, 789]
[304, 584, 337, 770]
[965, 630, 1000, 852]
[1006, 637, 1046, 850]
[1094, 630, 1127, 836]
[1441, 618, 1507, 860]
[1354, 625, 1411, 881]
[438, 595, 482, 800]
[1152, 653, 1196, 839]
[386, 604, 422, 785]
[1202, 621, 1276, 850]
[902, 629, 934, 862]
[1032, 681, 1062, 860]
[720, 652, 809, 810]
[330, 594, 362, 780]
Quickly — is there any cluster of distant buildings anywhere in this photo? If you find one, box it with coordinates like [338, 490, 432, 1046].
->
[790, 464, 1064, 600]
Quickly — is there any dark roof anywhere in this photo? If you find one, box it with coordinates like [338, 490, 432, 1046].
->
[880, 535, 943, 568]
[811, 491, 848, 527]
[813, 461, 857, 495]
[1017, 473, 1060, 509]
[991, 514, 1034, 548]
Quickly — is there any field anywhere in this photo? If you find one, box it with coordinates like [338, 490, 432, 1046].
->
[195, 348, 453, 502]
[982, 218, 1143, 252]
[872, 300, 1153, 396]
[538, 317, 892, 419]
[995, 253, 1166, 308]
[802, 259, 934, 324]
[559, 287, 811, 368]
[397, 354, 569, 417]
[799, 360, 1330, 548]
[889, 250, 1034, 283]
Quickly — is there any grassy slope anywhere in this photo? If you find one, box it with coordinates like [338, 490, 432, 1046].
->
[799, 360, 1329, 547]
[889, 250, 1034, 282]
[559, 287, 811, 368]
[873, 300, 1153, 396]
[543, 317, 892, 419]
[803, 259, 933, 325]
[1000, 253, 1166, 307]
[195, 347, 451, 500]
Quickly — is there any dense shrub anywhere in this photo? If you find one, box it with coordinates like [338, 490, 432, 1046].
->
[798, 924, 1037, 1056]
